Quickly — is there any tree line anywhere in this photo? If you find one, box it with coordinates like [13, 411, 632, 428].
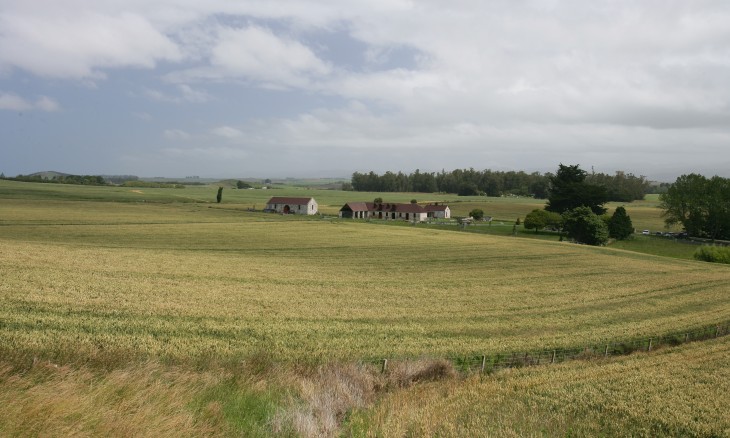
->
[4, 173, 107, 185]
[660, 174, 730, 241]
[523, 165, 730, 245]
[350, 168, 649, 201]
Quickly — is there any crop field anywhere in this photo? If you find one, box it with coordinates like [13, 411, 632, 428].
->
[345, 336, 730, 437]
[1, 180, 728, 436]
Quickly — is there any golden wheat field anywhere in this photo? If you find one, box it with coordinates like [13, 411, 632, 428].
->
[345, 336, 730, 437]
[2, 203, 729, 365]
[1, 181, 729, 436]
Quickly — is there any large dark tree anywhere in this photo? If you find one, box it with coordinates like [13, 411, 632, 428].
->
[608, 206, 634, 240]
[562, 206, 609, 246]
[660, 174, 730, 240]
[546, 164, 608, 215]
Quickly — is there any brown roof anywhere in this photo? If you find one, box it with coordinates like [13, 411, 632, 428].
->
[267, 197, 314, 205]
[423, 204, 449, 212]
[340, 202, 426, 213]
[341, 202, 369, 211]
[394, 203, 425, 213]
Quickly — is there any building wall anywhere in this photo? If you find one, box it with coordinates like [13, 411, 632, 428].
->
[267, 200, 318, 215]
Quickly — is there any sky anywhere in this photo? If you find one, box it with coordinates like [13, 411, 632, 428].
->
[1, 1, 729, 181]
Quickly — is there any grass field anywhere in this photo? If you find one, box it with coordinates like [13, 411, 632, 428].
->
[1, 179, 728, 436]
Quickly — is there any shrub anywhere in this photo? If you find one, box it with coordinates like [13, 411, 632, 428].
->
[693, 246, 730, 264]
[469, 209, 484, 220]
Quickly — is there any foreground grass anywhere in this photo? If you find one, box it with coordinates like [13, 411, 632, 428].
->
[345, 336, 730, 437]
[2, 338, 728, 437]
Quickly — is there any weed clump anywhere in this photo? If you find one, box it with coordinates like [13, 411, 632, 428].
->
[693, 245, 730, 264]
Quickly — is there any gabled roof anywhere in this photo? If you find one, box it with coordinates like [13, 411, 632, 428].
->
[340, 202, 428, 213]
[394, 203, 425, 213]
[340, 202, 370, 211]
[266, 197, 314, 205]
[423, 204, 449, 212]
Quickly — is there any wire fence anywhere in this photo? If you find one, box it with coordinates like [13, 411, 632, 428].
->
[361, 321, 730, 375]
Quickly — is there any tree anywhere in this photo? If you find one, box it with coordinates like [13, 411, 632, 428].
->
[216, 186, 223, 203]
[524, 209, 561, 233]
[236, 180, 251, 189]
[469, 209, 484, 220]
[546, 164, 608, 215]
[374, 197, 383, 204]
[410, 199, 417, 204]
[660, 174, 730, 240]
[523, 209, 549, 233]
[562, 207, 609, 245]
[458, 182, 479, 196]
[608, 206, 633, 240]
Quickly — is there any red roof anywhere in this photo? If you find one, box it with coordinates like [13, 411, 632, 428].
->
[267, 197, 314, 205]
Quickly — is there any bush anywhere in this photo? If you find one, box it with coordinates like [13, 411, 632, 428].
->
[693, 246, 730, 264]
[469, 209, 484, 220]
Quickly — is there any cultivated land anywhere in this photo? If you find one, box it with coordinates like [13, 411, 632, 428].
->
[1, 179, 728, 436]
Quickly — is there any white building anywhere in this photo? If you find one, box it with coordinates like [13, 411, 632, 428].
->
[265, 197, 318, 215]
[423, 203, 451, 219]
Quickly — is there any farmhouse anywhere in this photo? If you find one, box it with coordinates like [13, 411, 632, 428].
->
[265, 197, 318, 215]
[339, 202, 448, 222]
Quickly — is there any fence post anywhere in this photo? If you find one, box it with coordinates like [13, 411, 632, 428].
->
[381, 359, 388, 373]
[551, 350, 556, 364]
[685, 333, 689, 343]
[648, 338, 653, 352]
[480, 355, 486, 373]
[605, 344, 609, 357]
[716, 326, 720, 338]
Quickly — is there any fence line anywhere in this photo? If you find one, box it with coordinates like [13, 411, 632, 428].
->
[360, 321, 729, 375]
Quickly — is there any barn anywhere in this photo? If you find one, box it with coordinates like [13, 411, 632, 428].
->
[265, 197, 318, 215]
[339, 202, 430, 222]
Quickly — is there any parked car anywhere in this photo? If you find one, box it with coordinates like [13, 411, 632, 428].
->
[642, 230, 650, 235]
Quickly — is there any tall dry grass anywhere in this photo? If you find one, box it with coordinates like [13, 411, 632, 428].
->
[272, 359, 457, 437]
[0, 360, 226, 437]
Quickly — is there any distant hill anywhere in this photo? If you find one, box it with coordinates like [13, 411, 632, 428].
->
[27, 171, 71, 179]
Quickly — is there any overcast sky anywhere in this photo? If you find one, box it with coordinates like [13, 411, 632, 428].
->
[2, 1, 729, 180]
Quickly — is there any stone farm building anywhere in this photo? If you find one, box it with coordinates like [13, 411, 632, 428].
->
[339, 202, 450, 222]
[265, 197, 318, 215]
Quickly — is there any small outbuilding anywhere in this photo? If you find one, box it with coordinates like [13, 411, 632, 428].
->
[423, 203, 451, 219]
[265, 197, 318, 215]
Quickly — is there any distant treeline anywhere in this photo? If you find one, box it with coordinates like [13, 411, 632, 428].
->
[4, 173, 108, 186]
[350, 168, 650, 201]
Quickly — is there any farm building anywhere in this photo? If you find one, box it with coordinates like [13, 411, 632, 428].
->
[339, 202, 446, 222]
[423, 203, 451, 219]
[265, 197, 318, 215]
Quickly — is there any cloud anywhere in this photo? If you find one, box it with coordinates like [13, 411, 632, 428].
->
[211, 126, 244, 139]
[163, 129, 191, 140]
[169, 25, 331, 88]
[0, 10, 182, 79]
[0, 92, 59, 111]
[145, 84, 212, 103]
[2, 1, 730, 179]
